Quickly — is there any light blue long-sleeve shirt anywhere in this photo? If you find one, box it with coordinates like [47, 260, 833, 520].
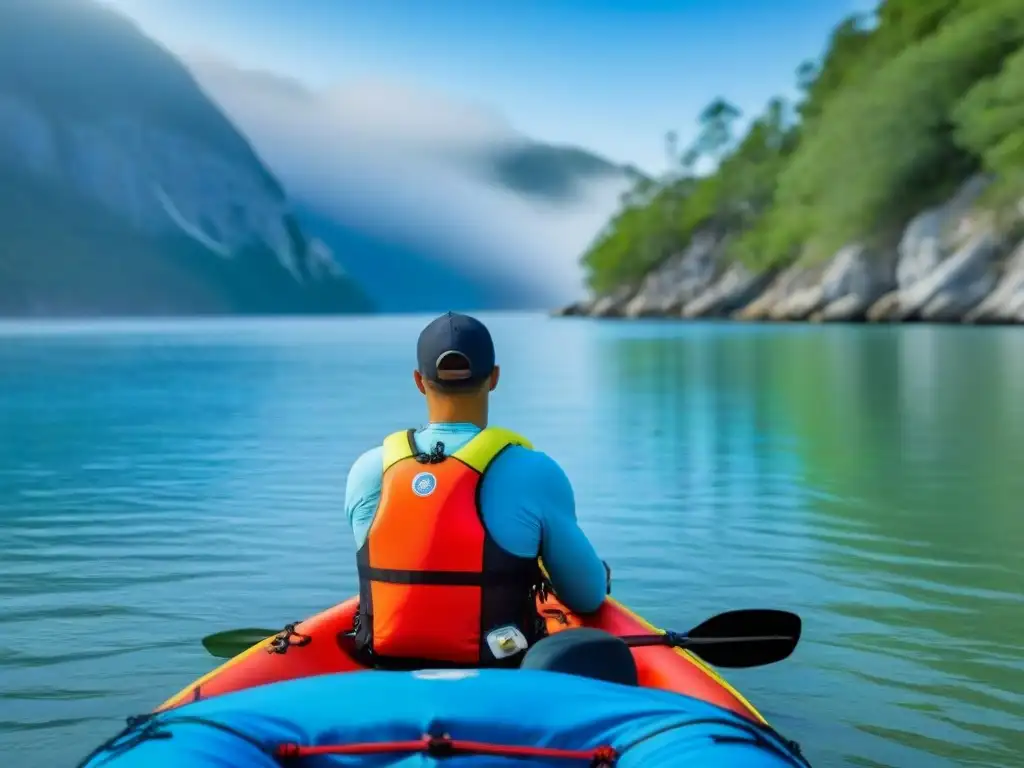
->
[344, 422, 607, 614]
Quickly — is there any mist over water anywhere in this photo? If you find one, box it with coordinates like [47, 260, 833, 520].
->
[187, 56, 633, 307]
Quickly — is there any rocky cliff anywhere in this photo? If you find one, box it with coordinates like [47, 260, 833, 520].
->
[556, 177, 1024, 324]
[0, 0, 372, 316]
[561, 0, 1024, 325]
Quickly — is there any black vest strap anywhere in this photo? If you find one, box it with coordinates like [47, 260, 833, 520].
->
[358, 564, 534, 587]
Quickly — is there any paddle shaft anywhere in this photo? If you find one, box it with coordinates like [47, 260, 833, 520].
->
[620, 633, 794, 648]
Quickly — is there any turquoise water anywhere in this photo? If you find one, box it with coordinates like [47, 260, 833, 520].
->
[1, 315, 1023, 767]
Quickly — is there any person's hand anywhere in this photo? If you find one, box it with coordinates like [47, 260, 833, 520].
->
[602, 560, 612, 595]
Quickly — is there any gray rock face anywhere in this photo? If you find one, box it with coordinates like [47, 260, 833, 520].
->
[734, 264, 825, 321]
[866, 177, 1004, 322]
[895, 176, 990, 289]
[683, 263, 774, 318]
[768, 267, 828, 321]
[817, 244, 898, 320]
[555, 175, 1023, 325]
[622, 231, 723, 317]
[964, 240, 1024, 323]
[0, 95, 302, 269]
[591, 284, 637, 317]
[907, 230, 999, 320]
[550, 297, 594, 317]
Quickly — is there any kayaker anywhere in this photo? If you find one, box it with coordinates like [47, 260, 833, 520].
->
[344, 311, 609, 667]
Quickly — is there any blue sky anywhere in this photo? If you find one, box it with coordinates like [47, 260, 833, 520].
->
[104, 0, 873, 173]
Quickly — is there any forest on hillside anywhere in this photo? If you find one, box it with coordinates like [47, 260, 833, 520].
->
[581, 0, 1024, 295]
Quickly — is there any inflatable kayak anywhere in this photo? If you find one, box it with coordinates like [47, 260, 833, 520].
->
[156, 594, 769, 719]
[78, 594, 811, 767]
[80, 670, 810, 768]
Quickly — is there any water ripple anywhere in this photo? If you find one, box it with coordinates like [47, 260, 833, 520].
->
[1, 317, 1022, 768]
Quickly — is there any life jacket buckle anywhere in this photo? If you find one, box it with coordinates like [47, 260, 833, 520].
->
[415, 441, 447, 464]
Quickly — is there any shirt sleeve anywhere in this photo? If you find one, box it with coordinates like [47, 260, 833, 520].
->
[531, 452, 608, 614]
[344, 446, 384, 549]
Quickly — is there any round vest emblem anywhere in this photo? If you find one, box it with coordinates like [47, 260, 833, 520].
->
[411, 471, 437, 497]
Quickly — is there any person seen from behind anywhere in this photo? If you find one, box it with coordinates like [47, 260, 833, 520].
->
[344, 311, 608, 668]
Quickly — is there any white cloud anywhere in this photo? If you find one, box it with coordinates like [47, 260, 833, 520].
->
[185, 54, 631, 302]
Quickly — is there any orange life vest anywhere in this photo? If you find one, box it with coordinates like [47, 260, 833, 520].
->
[354, 427, 544, 667]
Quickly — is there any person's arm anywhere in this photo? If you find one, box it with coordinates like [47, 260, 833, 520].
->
[344, 446, 384, 549]
[533, 454, 608, 614]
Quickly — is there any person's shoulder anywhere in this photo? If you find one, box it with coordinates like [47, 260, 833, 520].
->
[347, 445, 384, 483]
[494, 444, 573, 497]
[504, 444, 565, 473]
[344, 443, 384, 512]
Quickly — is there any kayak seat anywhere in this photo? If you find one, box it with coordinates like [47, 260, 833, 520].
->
[520, 627, 638, 686]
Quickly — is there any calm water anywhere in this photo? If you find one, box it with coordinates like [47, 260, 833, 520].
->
[1, 314, 1023, 768]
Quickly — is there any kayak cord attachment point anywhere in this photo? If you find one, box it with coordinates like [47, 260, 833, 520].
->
[267, 623, 311, 655]
[74, 715, 171, 768]
[74, 714, 265, 768]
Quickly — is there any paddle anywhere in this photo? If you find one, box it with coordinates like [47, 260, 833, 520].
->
[200, 609, 800, 669]
[201, 628, 281, 659]
[619, 608, 801, 668]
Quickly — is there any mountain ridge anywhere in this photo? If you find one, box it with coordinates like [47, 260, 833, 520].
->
[0, 0, 372, 317]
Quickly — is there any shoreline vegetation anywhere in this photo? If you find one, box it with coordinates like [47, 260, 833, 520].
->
[556, 0, 1024, 324]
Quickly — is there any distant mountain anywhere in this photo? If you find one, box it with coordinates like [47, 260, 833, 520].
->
[0, 0, 372, 317]
[482, 142, 644, 204]
[185, 59, 640, 311]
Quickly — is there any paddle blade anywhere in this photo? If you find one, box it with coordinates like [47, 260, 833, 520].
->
[686, 609, 801, 668]
[201, 628, 277, 659]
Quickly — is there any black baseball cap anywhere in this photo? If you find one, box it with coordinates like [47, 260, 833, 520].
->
[417, 312, 495, 390]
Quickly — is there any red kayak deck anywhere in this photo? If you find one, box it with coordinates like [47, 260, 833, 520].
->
[158, 595, 767, 724]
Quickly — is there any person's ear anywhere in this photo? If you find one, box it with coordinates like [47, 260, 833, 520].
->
[488, 365, 500, 392]
[413, 369, 427, 395]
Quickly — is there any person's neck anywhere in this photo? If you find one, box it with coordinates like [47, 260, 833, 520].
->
[426, 401, 488, 430]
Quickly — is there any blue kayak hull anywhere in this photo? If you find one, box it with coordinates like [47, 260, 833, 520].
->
[80, 669, 809, 767]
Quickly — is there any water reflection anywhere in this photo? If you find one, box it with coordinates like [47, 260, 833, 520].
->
[591, 321, 1024, 767]
[779, 327, 1024, 768]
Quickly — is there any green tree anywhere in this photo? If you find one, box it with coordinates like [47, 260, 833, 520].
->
[579, 0, 1024, 293]
[687, 98, 743, 168]
[954, 43, 1024, 205]
[766, 0, 1024, 262]
[664, 130, 679, 170]
[795, 14, 874, 124]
